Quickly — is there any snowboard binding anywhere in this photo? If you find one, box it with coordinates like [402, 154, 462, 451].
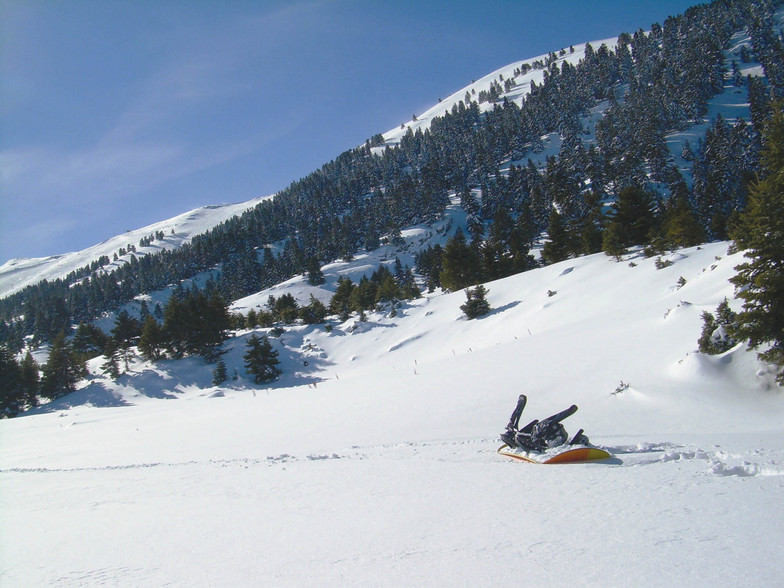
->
[501, 394, 589, 452]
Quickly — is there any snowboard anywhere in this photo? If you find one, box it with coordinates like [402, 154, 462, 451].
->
[497, 443, 611, 464]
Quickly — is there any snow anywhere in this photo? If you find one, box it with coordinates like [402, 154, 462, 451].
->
[380, 38, 618, 149]
[0, 196, 271, 299]
[2, 236, 783, 586]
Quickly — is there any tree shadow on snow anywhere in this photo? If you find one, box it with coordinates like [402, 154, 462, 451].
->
[24, 380, 131, 415]
[484, 300, 521, 318]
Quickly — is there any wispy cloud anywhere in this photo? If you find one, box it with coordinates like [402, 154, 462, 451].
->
[0, 0, 332, 259]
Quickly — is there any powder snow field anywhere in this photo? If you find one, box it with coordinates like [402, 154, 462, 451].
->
[2, 240, 784, 586]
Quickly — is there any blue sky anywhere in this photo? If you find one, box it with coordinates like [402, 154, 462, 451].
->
[0, 0, 698, 264]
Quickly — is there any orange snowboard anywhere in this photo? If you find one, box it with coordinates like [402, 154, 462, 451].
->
[498, 444, 611, 464]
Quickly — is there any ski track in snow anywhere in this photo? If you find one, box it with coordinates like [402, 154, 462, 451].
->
[4, 437, 782, 479]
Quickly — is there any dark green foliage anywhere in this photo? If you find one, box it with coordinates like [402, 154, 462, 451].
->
[0, 347, 25, 417]
[112, 310, 141, 369]
[603, 186, 658, 251]
[576, 192, 606, 256]
[40, 332, 85, 400]
[460, 285, 491, 319]
[2, 349, 39, 416]
[327, 262, 420, 319]
[162, 290, 231, 362]
[349, 276, 377, 313]
[328, 276, 355, 320]
[270, 293, 300, 324]
[71, 322, 108, 361]
[729, 103, 784, 382]
[602, 220, 627, 260]
[138, 315, 165, 361]
[306, 258, 326, 286]
[244, 334, 281, 384]
[218, 247, 265, 301]
[440, 230, 482, 291]
[414, 245, 443, 292]
[299, 295, 328, 325]
[101, 338, 121, 379]
[19, 351, 40, 409]
[661, 195, 706, 249]
[212, 360, 228, 386]
[692, 114, 759, 237]
[541, 209, 572, 265]
[139, 300, 151, 324]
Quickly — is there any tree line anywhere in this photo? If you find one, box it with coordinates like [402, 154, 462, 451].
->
[0, 257, 424, 415]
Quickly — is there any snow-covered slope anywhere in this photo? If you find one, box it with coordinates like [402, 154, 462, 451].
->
[381, 38, 617, 148]
[2, 235, 783, 586]
[0, 196, 270, 298]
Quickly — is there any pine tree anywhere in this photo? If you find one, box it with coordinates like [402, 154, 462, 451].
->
[729, 103, 784, 382]
[666, 196, 705, 248]
[138, 315, 165, 361]
[195, 292, 231, 362]
[112, 310, 141, 370]
[460, 285, 491, 319]
[375, 275, 400, 305]
[162, 295, 190, 359]
[606, 185, 657, 248]
[299, 295, 328, 325]
[698, 298, 738, 354]
[101, 339, 121, 379]
[329, 276, 355, 320]
[212, 360, 228, 386]
[541, 208, 572, 265]
[41, 331, 85, 399]
[578, 191, 605, 255]
[306, 257, 326, 286]
[440, 230, 482, 291]
[71, 322, 108, 360]
[602, 220, 627, 260]
[0, 347, 24, 417]
[244, 334, 281, 384]
[139, 300, 151, 324]
[273, 293, 300, 324]
[19, 351, 40, 408]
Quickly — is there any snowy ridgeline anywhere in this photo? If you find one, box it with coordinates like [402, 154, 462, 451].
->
[0, 196, 271, 299]
[2, 238, 784, 586]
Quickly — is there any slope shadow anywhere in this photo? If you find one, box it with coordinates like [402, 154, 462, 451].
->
[122, 369, 180, 399]
[25, 381, 131, 415]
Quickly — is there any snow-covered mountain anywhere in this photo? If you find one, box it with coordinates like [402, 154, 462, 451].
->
[0, 196, 271, 299]
[380, 37, 618, 148]
[2, 7, 772, 301]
